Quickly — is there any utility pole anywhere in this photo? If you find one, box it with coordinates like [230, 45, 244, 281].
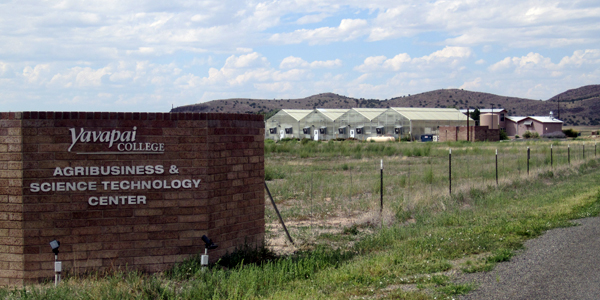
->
[491, 104, 495, 130]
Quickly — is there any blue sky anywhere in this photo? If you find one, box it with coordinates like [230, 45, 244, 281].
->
[1, 0, 599, 112]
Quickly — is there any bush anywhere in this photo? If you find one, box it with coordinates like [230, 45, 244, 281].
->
[522, 131, 539, 139]
[542, 131, 566, 139]
[499, 130, 508, 140]
[515, 135, 520, 139]
[563, 128, 579, 138]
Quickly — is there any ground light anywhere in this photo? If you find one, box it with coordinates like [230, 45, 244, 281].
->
[49, 240, 61, 286]
[200, 235, 218, 270]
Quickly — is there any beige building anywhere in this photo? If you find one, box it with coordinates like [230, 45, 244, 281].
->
[506, 116, 563, 137]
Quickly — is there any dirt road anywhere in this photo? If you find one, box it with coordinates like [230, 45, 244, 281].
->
[458, 217, 600, 300]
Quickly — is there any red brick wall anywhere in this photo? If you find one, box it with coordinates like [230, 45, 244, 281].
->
[0, 112, 265, 285]
[438, 126, 500, 142]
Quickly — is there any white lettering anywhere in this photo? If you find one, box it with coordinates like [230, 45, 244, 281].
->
[120, 181, 130, 190]
[41, 183, 51, 192]
[193, 179, 201, 188]
[171, 180, 181, 189]
[30, 183, 40, 192]
[53, 167, 63, 177]
[68, 128, 85, 152]
[109, 130, 121, 148]
[63, 167, 73, 177]
[88, 197, 98, 206]
[77, 182, 88, 191]
[155, 165, 164, 174]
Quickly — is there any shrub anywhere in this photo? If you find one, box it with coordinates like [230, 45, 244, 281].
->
[523, 131, 539, 139]
[542, 131, 566, 139]
[499, 130, 508, 140]
[515, 135, 520, 139]
[563, 128, 579, 138]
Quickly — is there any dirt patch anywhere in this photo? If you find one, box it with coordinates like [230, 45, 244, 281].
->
[265, 209, 396, 255]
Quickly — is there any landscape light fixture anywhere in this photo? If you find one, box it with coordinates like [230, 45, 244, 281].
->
[49, 240, 60, 255]
[201, 235, 218, 250]
[200, 235, 218, 270]
[49, 240, 61, 286]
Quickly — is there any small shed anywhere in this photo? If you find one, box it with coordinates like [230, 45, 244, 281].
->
[265, 109, 312, 141]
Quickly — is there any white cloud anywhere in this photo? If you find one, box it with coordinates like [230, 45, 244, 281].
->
[460, 77, 482, 90]
[270, 19, 369, 45]
[280, 56, 342, 69]
[356, 46, 471, 73]
[296, 13, 329, 25]
[23, 65, 51, 84]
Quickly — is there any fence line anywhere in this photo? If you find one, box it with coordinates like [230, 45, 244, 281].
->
[265, 142, 599, 241]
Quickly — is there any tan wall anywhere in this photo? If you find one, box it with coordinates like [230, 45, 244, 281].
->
[0, 112, 265, 285]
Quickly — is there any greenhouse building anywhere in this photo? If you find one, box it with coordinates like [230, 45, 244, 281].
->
[300, 108, 349, 141]
[387, 107, 471, 141]
[265, 109, 312, 141]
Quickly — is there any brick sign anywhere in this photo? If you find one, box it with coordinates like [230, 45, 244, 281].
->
[0, 112, 265, 286]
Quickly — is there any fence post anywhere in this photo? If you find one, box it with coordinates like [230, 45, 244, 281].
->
[583, 143, 585, 160]
[527, 147, 530, 176]
[495, 149, 498, 186]
[551, 144, 553, 169]
[449, 149, 452, 195]
[380, 159, 383, 213]
[568, 144, 570, 165]
[265, 182, 294, 245]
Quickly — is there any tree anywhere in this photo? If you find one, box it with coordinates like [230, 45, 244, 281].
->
[470, 108, 481, 122]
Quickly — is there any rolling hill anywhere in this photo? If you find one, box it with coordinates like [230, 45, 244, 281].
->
[171, 85, 600, 126]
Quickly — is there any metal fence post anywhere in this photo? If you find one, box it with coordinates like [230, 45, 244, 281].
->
[527, 147, 530, 176]
[495, 149, 498, 186]
[449, 149, 452, 195]
[551, 144, 553, 169]
[265, 182, 294, 245]
[568, 144, 570, 165]
[380, 160, 383, 213]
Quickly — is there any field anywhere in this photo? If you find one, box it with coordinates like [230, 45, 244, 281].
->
[2, 137, 600, 299]
[264, 138, 598, 253]
[563, 125, 600, 137]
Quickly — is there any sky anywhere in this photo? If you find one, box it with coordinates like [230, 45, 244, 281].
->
[1, 0, 600, 112]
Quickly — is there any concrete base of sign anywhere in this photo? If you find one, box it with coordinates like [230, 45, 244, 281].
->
[0, 112, 265, 286]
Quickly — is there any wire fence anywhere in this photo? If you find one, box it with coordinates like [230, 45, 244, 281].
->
[264, 141, 599, 241]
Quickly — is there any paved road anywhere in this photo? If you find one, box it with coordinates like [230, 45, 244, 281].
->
[457, 217, 600, 300]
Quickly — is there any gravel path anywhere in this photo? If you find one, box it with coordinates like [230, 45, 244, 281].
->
[457, 217, 600, 300]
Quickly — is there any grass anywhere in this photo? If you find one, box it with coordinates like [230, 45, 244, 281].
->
[3, 139, 600, 299]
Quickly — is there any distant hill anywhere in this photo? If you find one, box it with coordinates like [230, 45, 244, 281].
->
[171, 85, 600, 126]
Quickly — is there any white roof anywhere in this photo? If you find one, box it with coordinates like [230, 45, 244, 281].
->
[276, 109, 313, 121]
[507, 116, 527, 123]
[460, 108, 507, 114]
[390, 107, 471, 121]
[530, 116, 563, 123]
[350, 108, 387, 121]
[507, 116, 563, 124]
[315, 108, 349, 121]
